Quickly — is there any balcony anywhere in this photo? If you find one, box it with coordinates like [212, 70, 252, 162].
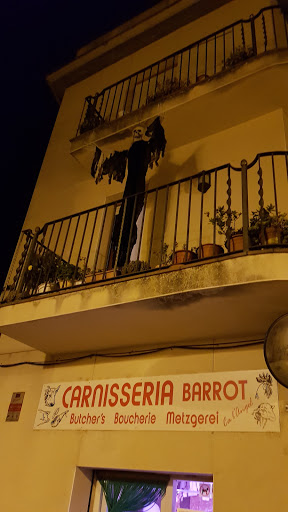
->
[72, 5, 288, 154]
[1, 152, 288, 353]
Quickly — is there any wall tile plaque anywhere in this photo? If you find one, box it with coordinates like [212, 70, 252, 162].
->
[6, 392, 25, 422]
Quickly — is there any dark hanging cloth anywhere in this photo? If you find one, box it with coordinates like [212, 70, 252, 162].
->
[146, 115, 166, 168]
[90, 116, 166, 268]
[91, 146, 102, 178]
[100, 150, 128, 184]
[91, 149, 128, 184]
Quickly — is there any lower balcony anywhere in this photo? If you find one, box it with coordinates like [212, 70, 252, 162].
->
[1, 151, 288, 353]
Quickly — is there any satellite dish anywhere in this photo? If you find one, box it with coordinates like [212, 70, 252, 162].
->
[264, 314, 288, 389]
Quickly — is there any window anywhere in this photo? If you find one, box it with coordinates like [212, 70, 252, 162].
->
[74, 471, 213, 512]
[172, 478, 213, 512]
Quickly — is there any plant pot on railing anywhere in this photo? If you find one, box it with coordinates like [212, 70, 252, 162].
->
[37, 282, 60, 294]
[198, 244, 224, 258]
[249, 204, 288, 247]
[85, 272, 95, 283]
[172, 250, 197, 265]
[88, 269, 121, 281]
[204, 206, 242, 256]
[101, 269, 120, 280]
[264, 226, 282, 245]
[227, 233, 244, 252]
[223, 46, 254, 70]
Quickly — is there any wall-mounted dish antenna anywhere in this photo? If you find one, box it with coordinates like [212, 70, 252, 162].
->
[264, 314, 288, 389]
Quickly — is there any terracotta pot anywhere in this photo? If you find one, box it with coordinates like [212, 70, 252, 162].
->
[198, 244, 224, 258]
[85, 273, 95, 283]
[93, 270, 120, 281]
[228, 234, 243, 252]
[172, 250, 197, 265]
[265, 226, 282, 245]
[58, 279, 68, 289]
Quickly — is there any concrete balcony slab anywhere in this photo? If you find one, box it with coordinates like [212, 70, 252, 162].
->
[70, 50, 288, 171]
[0, 252, 288, 354]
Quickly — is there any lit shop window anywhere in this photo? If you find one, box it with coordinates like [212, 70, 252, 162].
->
[172, 479, 213, 512]
[83, 472, 213, 512]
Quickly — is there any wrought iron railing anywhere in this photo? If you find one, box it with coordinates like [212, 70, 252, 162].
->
[2, 151, 288, 303]
[76, 6, 288, 136]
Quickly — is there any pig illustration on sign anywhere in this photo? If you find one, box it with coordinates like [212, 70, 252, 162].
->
[44, 385, 60, 407]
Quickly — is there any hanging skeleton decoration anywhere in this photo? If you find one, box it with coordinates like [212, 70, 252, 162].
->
[91, 116, 166, 267]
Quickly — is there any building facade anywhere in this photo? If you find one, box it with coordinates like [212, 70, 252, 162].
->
[0, 0, 288, 511]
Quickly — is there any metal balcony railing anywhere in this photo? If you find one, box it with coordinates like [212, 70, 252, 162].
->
[76, 6, 288, 136]
[2, 151, 288, 303]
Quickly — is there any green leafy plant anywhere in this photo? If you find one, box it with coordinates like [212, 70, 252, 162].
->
[224, 45, 254, 69]
[249, 204, 288, 245]
[56, 260, 84, 283]
[26, 250, 59, 290]
[154, 242, 197, 266]
[205, 206, 242, 237]
[146, 78, 191, 105]
[182, 243, 198, 253]
[153, 243, 173, 266]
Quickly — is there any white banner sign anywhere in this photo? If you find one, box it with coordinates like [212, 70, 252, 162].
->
[34, 370, 280, 432]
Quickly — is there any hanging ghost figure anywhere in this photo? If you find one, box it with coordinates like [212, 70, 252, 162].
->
[44, 385, 60, 407]
[91, 116, 166, 267]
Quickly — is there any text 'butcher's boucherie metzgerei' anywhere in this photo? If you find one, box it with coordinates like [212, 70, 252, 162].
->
[34, 371, 280, 432]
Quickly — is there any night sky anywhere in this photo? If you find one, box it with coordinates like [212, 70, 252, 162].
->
[1, 0, 161, 289]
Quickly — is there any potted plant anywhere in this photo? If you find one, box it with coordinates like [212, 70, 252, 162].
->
[203, 206, 242, 256]
[172, 243, 198, 264]
[153, 242, 173, 268]
[93, 268, 121, 280]
[223, 45, 254, 70]
[146, 78, 191, 105]
[56, 260, 84, 287]
[25, 250, 60, 294]
[83, 253, 120, 281]
[249, 204, 288, 246]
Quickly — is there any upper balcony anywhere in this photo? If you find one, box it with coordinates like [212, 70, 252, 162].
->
[1, 151, 288, 354]
[71, 5, 288, 164]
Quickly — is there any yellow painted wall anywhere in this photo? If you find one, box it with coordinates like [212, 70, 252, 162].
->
[1, 3, 287, 509]
[19, 106, 287, 273]
[23, 105, 287, 229]
[3, 0, 285, 304]
[23, 0, 282, 231]
[0, 345, 287, 512]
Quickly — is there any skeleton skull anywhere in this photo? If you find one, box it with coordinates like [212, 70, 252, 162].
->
[132, 126, 144, 141]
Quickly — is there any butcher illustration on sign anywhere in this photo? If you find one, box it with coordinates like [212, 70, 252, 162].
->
[253, 403, 276, 428]
[37, 409, 50, 426]
[44, 385, 60, 407]
[255, 372, 273, 399]
[50, 408, 69, 428]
